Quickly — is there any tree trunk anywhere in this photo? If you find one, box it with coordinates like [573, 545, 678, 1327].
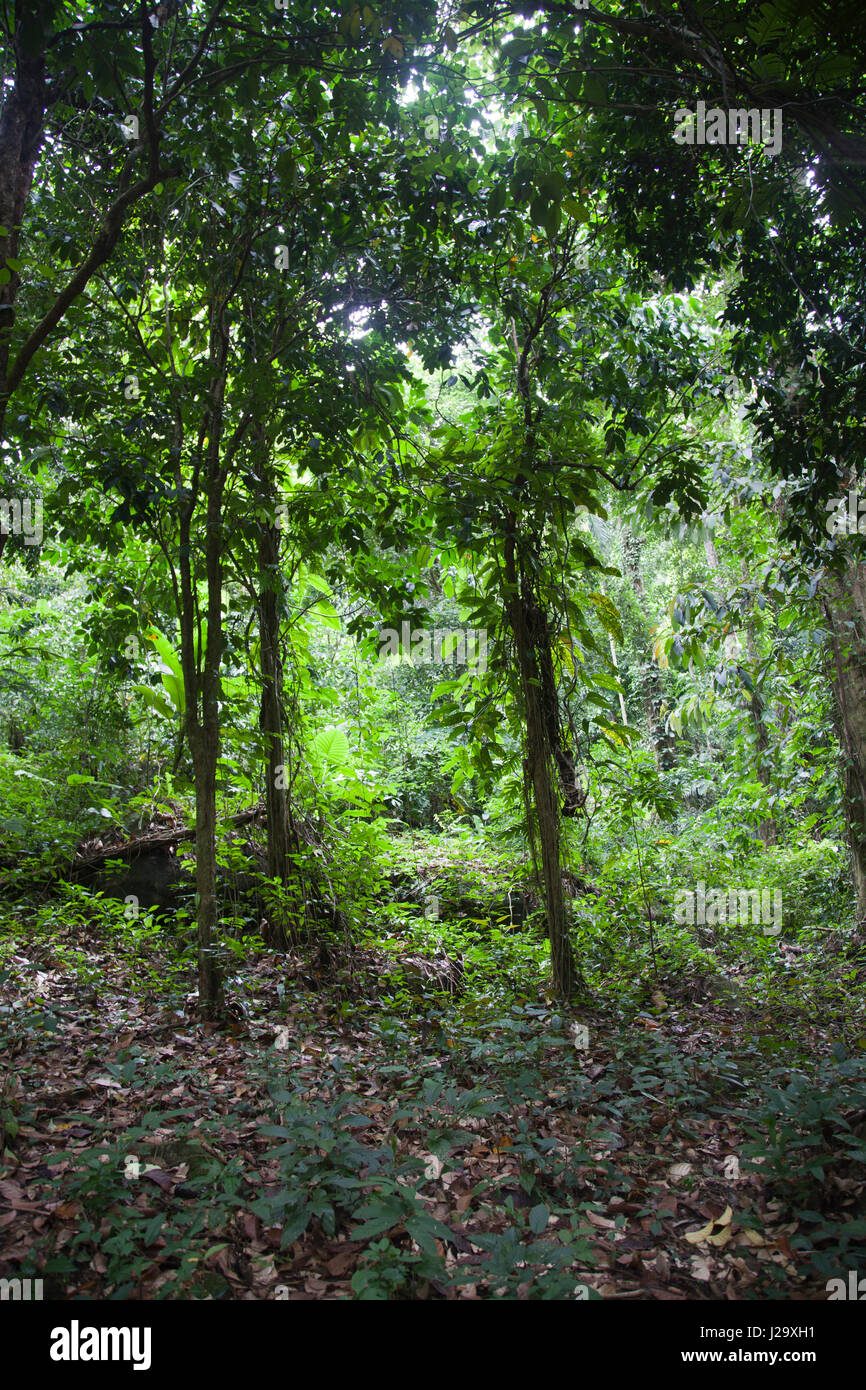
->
[744, 673, 778, 844]
[187, 720, 222, 1018]
[259, 523, 288, 882]
[740, 560, 778, 846]
[0, 4, 47, 445]
[822, 560, 866, 935]
[505, 537, 581, 998]
[501, 260, 586, 998]
[257, 471, 291, 950]
[175, 297, 230, 1021]
[182, 464, 227, 1020]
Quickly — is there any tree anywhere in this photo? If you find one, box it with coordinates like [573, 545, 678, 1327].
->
[0, 0, 448, 502]
[504, 0, 866, 924]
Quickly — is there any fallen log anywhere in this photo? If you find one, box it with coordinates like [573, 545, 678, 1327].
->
[69, 804, 266, 876]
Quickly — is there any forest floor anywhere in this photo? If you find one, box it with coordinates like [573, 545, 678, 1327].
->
[2, 892, 864, 1301]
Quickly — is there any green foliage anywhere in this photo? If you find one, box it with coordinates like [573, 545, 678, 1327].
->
[739, 1054, 866, 1279]
[0, 0, 864, 1306]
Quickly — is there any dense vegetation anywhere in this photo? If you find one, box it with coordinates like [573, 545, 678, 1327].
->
[1, 0, 866, 1317]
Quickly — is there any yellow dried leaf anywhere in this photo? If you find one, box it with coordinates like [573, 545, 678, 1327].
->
[686, 1205, 732, 1244]
[741, 1228, 767, 1246]
[685, 1219, 716, 1244]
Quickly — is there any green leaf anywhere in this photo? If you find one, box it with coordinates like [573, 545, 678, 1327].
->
[583, 77, 607, 106]
[131, 684, 175, 721]
[562, 196, 589, 223]
[529, 1203, 549, 1234]
[159, 672, 184, 716]
[529, 194, 549, 228]
[281, 1209, 312, 1246]
[144, 1213, 164, 1245]
[305, 574, 332, 596]
[145, 628, 182, 684]
[310, 726, 351, 766]
[312, 599, 341, 630]
[145, 628, 185, 718]
[404, 1212, 454, 1254]
[541, 201, 561, 238]
[588, 591, 624, 644]
[590, 671, 625, 694]
[431, 679, 462, 699]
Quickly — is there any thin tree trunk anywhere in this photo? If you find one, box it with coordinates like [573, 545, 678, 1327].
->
[175, 296, 230, 1021]
[739, 556, 777, 844]
[0, 3, 48, 443]
[822, 562, 866, 935]
[501, 264, 587, 999]
[187, 720, 222, 1016]
[257, 464, 291, 950]
[505, 533, 580, 998]
[743, 629, 778, 845]
[259, 523, 288, 883]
